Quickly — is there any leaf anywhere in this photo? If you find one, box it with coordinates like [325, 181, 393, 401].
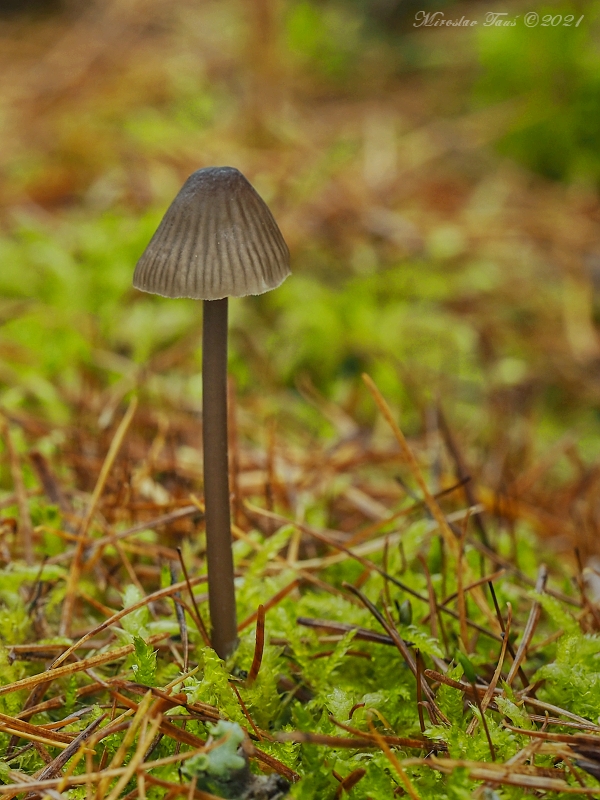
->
[131, 636, 157, 687]
[120, 585, 150, 638]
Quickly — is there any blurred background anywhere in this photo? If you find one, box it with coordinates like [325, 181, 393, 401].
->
[1, 0, 600, 555]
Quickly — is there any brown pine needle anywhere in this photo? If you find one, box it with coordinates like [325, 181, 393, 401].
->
[1, 419, 34, 564]
[467, 603, 512, 737]
[469, 677, 496, 760]
[424, 669, 488, 699]
[362, 374, 499, 630]
[231, 683, 263, 740]
[177, 547, 211, 648]
[61, 396, 138, 637]
[361, 374, 458, 555]
[507, 564, 547, 685]
[99, 691, 154, 796]
[367, 721, 422, 799]
[50, 505, 199, 566]
[345, 477, 472, 548]
[246, 604, 265, 685]
[0, 634, 169, 699]
[415, 649, 426, 733]
[417, 554, 439, 640]
[277, 731, 431, 749]
[51, 576, 206, 672]
[438, 569, 506, 609]
[144, 774, 224, 800]
[0, 749, 214, 796]
[456, 515, 470, 652]
[334, 768, 366, 798]
[342, 582, 445, 722]
[420, 756, 598, 793]
[103, 714, 163, 800]
[297, 616, 394, 646]
[170, 562, 189, 672]
[0, 711, 74, 745]
[38, 715, 106, 785]
[245, 502, 504, 644]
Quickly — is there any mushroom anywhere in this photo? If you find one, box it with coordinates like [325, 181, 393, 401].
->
[133, 166, 290, 658]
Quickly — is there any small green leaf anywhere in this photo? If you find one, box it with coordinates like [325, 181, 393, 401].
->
[131, 636, 157, 686]
[456, 652, 478, 684]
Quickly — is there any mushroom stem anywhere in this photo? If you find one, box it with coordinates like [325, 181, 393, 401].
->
[202, 297, 238, 658]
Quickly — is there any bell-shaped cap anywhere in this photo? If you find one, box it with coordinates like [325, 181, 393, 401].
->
[133, 167, 290, 300]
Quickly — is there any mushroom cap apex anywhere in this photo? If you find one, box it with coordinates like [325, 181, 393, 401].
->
[133, 166, 290, 300]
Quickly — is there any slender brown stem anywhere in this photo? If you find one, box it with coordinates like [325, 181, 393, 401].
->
[202, 298, 238, 658]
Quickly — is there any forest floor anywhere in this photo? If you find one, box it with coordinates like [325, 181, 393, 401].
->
[0, 1, 599, 797]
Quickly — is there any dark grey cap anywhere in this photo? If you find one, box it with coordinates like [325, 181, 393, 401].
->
[133, 167, 290, 300]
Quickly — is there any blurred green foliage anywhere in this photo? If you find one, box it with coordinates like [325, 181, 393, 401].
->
[0, 0, 598, 477]
[285, 1, 365, 79]
[0, 208, 483, 428]
[475, 2, 600, 184]
[0, 198, 596, 461]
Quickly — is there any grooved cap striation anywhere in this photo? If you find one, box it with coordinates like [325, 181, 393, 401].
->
[133, 166, 290, 300]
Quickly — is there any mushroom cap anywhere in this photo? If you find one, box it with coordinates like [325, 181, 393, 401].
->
[133, 166, 290, 300]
